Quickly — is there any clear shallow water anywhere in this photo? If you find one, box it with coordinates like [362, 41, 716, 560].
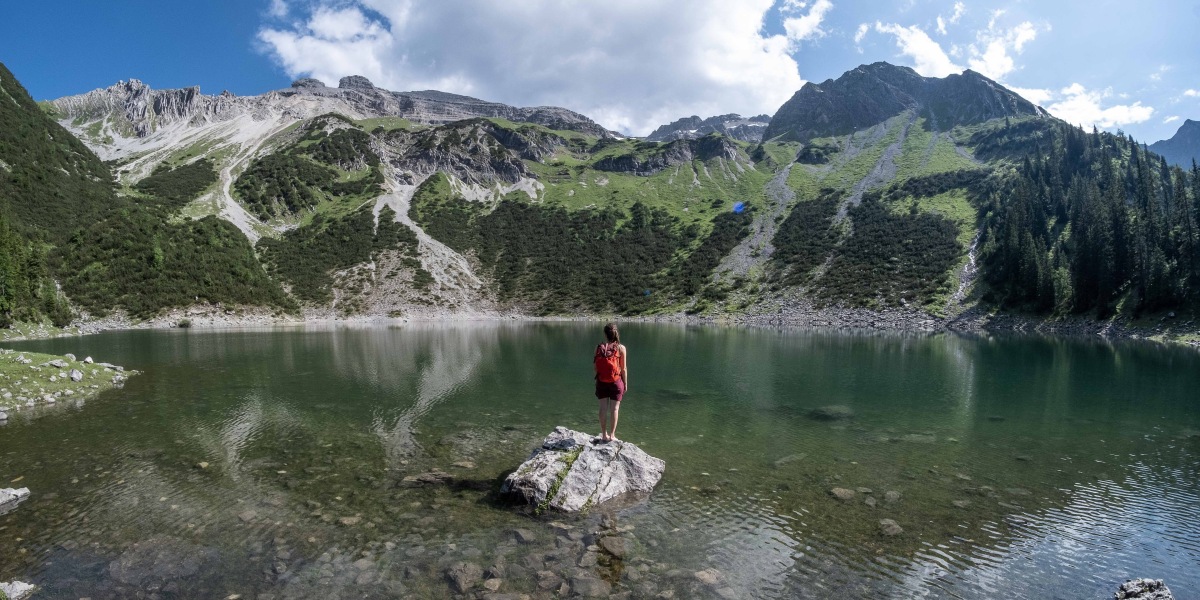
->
[1, 323, 1199, 599]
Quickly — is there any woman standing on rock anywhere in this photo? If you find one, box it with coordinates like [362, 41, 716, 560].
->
[594, 322, 628, 443]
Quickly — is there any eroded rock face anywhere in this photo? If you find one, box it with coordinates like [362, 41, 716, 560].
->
[502, 427, 665, 512]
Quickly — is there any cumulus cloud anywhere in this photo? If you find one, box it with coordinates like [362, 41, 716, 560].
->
[873, 22, 962, 77]
[1164, 115, 1181, 124]
[257, 0, 805, 135]
[781, 0, 835, 45]
[1009, 86, 1053, 107]
[1045, 83, 1155, 129]
[966, 17, 1040, 80]
[1185, 89, 1200, 97]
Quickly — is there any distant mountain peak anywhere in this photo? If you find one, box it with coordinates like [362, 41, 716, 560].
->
[1149, 118, 1200, 167]
[645, 113, 770, 143]
[764, 61, 1046, 142]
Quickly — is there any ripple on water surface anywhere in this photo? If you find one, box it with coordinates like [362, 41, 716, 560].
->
[1, 324, 1199, 599]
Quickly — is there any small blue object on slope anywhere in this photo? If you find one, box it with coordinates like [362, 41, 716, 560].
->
[733, 202, 746, 213]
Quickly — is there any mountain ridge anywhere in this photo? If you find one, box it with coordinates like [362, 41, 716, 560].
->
[4, 60, 1197, 329]
[764, 62, 1046, 142]
[645, 113, 771, 143]
[1148, 118, 1200, 168]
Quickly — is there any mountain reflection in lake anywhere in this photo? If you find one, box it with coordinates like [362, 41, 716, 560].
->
[2, 323, 1198, 599]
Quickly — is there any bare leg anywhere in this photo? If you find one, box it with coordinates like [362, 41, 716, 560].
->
[597, 399, 608, 442]
[609, 400, 621, 441]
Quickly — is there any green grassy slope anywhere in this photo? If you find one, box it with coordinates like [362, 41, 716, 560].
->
[0, 62, 292, 321]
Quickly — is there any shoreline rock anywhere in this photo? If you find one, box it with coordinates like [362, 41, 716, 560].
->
[501, 427, 665, 513]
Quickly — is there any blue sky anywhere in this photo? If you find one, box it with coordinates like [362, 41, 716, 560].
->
[1, 1, 1197, 139]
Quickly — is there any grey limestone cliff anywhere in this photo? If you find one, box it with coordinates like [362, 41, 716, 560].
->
[49, 75, 613, 140]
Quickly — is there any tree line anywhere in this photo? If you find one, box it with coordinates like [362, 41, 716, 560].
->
[979, 121, 1200, 316]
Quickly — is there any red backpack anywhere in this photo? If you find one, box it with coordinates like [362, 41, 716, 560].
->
[594, 342, 623, 383]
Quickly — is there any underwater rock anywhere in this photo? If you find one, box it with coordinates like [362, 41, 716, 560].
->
[830, 487, 856, 502]
[402, 470, 454, 486]
[879, 519, 904, 536]
[444, 561, 483, 593]
[807, 405, 855, 421]
[501, 426, 665, 512]
[1114, 578, 1174, 599]
[109, 536, 218, 586]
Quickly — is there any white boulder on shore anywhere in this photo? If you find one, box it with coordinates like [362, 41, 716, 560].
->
[502, 427, 665, 512]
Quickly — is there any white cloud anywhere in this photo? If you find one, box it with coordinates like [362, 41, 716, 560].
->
[966, 19, 1040, 80]
[267, 0, 288, 19]
[257, 0, 805, 135]
[1149, 65, 1171, 81]
[950, 2, 966, 23]
[873, 22, 962, 77]
[1045, 83, 1155, 129]
[1164, 116, 1181, 124]
[853, 22, 869, 48]
[936, 2, 965, 35]
[1009, 86, 1052, 106]
[1185, 89, 1200, 97]
[781, 0, 834, 45]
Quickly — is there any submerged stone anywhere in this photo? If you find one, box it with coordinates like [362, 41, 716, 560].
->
[879, 519, 904, 536]
[807, 405, 855, 421]
[830, 487, 855, 502]
[109, 537, 218, 586]
[501, 426, 665, 513]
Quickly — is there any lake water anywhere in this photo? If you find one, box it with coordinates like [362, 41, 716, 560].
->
[1, 323, 1199, 599]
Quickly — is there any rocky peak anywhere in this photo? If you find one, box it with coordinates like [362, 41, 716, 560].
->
[1148, 118, 1200, 167]
[764, 61, 1046, 141]
[291, 77, 326, 88]
[646, 113, 771, 143]
[339, 75, 375, 90]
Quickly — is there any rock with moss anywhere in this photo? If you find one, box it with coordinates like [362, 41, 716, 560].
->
[502, 427, 665, 512]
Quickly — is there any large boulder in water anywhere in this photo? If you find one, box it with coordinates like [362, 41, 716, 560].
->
[0, 581, 36, 600]
[1114, 579, 1174, 600]
[502, 427, 665, 512]
[0, 487, 30, 516]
